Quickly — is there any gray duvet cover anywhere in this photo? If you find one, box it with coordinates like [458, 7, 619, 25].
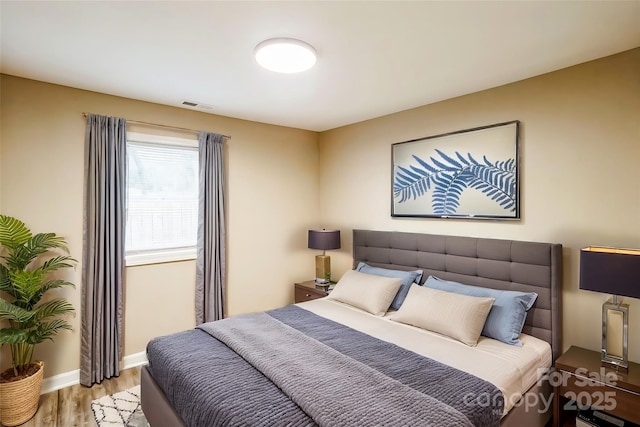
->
[146, 305, 503, 427]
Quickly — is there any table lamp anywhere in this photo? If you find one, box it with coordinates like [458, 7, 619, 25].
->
[308, 229, 340, 284]
[579, 246, 640, 371]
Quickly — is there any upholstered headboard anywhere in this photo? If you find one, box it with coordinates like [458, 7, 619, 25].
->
[352, 229, 563, 361]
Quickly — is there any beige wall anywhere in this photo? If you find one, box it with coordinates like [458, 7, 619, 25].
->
[319, 49, 640, 362]
[0, 75, 320, 377]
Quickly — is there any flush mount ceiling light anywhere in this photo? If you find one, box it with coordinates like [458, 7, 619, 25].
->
[255, 38, 317, 73]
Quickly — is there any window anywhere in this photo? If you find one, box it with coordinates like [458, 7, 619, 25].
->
[125, 132, 198, 266]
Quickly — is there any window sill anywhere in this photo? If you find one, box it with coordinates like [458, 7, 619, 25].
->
[125, 248, 196, 267]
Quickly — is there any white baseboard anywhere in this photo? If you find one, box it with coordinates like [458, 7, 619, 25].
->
[40, 351, 148, 394]
[122, 351, 148, 369]
[41, 368, 80, 394]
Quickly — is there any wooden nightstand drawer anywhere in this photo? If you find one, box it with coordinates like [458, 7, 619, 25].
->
[294, 281, 329, 303]
[554, 346, 640, 426]
[557, 373, 640, 424]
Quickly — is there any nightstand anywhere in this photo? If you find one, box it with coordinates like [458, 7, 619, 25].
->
[294, 280, 329, 303]
[553, 346, 640, 427]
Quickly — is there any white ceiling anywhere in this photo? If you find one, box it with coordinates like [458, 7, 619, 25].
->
[1, 1, 639, 132]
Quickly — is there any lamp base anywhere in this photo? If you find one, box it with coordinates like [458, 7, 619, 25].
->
[315, 255, 331, 284]
[601, 298, 629, 371]
[601, 358, 629, 372]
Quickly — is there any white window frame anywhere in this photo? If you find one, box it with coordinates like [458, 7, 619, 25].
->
[125, 132, 199, 267]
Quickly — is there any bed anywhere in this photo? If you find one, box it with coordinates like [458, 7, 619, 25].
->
[141, 229, 563, 427]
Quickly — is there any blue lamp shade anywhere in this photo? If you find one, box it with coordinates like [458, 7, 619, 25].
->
[308, 230, 340, 284]
[579, 246, 640, 299]
[579, 245, 640, 371]
[308, 230, 341, 251]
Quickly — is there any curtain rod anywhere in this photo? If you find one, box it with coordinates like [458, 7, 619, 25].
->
[81, 113, 231, 140]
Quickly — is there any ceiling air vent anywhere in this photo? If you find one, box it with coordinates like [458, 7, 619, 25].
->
[181, 100, 214, 110]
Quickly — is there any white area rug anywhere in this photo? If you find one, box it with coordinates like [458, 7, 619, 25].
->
[91, 385, 148, 427]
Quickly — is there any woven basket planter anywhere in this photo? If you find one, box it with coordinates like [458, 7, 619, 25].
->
[0, 361, 44, 426]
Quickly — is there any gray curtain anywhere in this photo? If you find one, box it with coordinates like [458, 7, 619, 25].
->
[195, 131, 227, 324]
[80, 113, 127, 386]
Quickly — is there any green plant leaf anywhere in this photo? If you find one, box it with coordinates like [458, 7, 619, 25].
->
[31, 299, 75, 323]
[29, 279, 76, 306]
[0, 298, 35, 323]
[0, 328, 29, 345]
[9, 269, 45, 306]
[0, 215, 76, 372]
[0, 215, 32, 250]
[3, 244, 37, 270]
[27, 233, 69, 255]
[36, 255, 77, 275]
[0, 263, 11, 292]
[28, 319, 73, 344]
[39, 279, 76, 292]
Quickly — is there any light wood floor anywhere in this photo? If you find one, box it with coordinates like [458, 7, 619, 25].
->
[15, 366, 142, 427]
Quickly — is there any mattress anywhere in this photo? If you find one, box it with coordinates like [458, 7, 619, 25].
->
[147, 304, 506, 426]
[298, 297, 552, 414]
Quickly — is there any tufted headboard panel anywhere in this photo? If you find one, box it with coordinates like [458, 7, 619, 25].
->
[353, 229, 563, 361]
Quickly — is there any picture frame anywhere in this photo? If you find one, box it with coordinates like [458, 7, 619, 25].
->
[391, 120, 520, 219]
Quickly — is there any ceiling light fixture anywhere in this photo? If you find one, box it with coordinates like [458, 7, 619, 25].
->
[255, 38, 317, 73]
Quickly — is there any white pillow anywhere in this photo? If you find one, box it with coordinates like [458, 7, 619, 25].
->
[328, 269, 402, 316]
[391, 285, 495, 346]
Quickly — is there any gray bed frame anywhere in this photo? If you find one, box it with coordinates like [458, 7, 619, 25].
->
[141, 229, 563, 427]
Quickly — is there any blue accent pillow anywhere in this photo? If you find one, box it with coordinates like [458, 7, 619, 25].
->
[355, 262, 423, 310]
[423, 275, 537, 346]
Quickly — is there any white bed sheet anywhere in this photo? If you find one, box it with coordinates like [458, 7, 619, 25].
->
[297, 298, 552, 414]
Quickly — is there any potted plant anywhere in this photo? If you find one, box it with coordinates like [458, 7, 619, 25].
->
[0, 215, 76, 426]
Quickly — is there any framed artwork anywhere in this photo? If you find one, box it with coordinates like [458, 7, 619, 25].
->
[391, 120, 520, 219]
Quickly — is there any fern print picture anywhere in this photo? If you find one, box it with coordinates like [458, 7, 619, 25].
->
[391, 121, 520, 219]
